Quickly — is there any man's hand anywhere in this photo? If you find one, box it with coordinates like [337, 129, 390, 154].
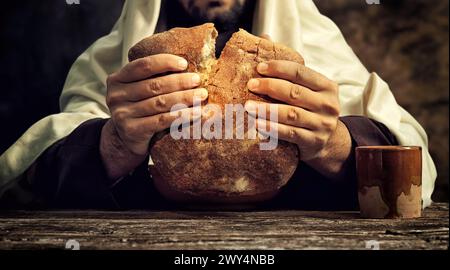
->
[245, 61, 352, 180]
[101, 54, 208, 180]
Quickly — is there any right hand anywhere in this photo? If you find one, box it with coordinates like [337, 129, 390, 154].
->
[100, 54, 208, 179]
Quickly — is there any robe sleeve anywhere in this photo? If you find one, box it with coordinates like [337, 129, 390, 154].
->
[22, 118, 168, 210]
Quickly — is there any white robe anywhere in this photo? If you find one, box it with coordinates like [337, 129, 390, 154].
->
[0, 0, 437, 207]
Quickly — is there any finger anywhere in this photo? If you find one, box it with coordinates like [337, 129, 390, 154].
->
[256, 119, 316, 146]
[133, 107, 202, 135]
[129, 88, 208, 117]
[244, 101, 321, 130]
[122, 72, 201, 101]
[114, 54, 189, 83]
[256, 60, 338, 92]
[247, 77, 322, 112]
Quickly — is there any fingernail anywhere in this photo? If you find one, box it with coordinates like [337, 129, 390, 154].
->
[195, 88, 208, 100]
[178, 58, 188, 69]
[191, 74, 201, 85]
[257, 62, 269, 74]
[247, 79, 260, 91]
[244, 101, 257, 114]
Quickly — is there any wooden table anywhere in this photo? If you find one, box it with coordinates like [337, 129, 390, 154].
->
[0, 203, 447, 250]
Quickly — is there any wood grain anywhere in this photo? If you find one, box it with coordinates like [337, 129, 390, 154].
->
[0, 203, 447, 250]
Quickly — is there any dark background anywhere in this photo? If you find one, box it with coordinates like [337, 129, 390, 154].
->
[0, 0, 448, 201]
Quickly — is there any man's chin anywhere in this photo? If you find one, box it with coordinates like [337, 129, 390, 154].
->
[204, 7, 231, 20]
[203, 12, 241, 31]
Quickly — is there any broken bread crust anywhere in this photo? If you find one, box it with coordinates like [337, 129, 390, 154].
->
[128, 23, 218, 84]
[128, 23, 303, 205]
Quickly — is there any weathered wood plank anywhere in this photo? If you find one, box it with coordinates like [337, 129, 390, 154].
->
[0, 203, 447, 250]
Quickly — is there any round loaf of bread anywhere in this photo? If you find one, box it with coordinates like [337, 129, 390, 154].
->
[128, 23, 303, 207]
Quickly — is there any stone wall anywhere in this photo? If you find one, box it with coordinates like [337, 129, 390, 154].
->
[313, 0, 449, 201]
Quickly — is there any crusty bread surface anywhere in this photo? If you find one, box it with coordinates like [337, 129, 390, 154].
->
[128, 23, 304, 204]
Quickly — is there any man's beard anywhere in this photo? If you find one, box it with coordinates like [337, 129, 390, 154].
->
[189, 1, 248, 32]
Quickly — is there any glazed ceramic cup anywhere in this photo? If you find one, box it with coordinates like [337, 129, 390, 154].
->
[356, 146, 422, 219]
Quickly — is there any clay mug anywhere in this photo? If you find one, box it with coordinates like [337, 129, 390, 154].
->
[356, 146, 422, 219]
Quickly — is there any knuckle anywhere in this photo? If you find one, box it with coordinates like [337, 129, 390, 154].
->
[154, 95, 168, 111]
[289, 84, 302, 100]
[147, 79, 163, 95]
[157, 113, 171, 126]
[112, 108, 128, 123]
[117, 120, 132, 135]
[287, 107, 300, 123]
[321, 99, 340, 116]
[106, 74, 116, 87]
[106, 92, 120, 107]
[322, 118, 337, 132]
[315, 135, 328, 147]
[125, 122, 139, 136]
[295, 65, 305, 82]
[288, 128, 302, 143]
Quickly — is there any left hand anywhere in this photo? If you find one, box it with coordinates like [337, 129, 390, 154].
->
[245, 60, 343, 162]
